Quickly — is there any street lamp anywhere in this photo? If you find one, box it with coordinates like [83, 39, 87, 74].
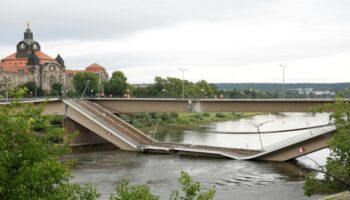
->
[179, 68, 187, 99]
[200, 88, 205, 98]
[4, 77, 8, 102]
[81, 80, 90, 99]
[162, 88, 165, 98]
[280, 64, 287, 99]
[90, 89, 94, 98]
[253, 119, 275, 151]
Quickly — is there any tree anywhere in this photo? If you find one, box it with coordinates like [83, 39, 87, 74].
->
[0, 95, 100, 199]
[73, 72, 99, 97]
[17, 81, 44, 97]
[50, 82, 62, 96]
[109, 178, 160, 200]
[304, 91, 350, 196]
[195, 80, 214, 98]
[105, 71, 129, 97]
[109, 172, 215, 200]
[170, 171, 216, 200]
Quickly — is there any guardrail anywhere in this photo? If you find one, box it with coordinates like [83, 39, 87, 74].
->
[263, 125, 336, 152]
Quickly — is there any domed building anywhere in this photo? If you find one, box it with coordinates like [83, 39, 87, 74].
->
[0, 25, 109, 95]
[64, 63, 109, 93]
[0, 24, 65, 93]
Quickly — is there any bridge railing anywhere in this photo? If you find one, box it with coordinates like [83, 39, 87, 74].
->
[75, 100, 156, 145]
[263, 125, 336, 153]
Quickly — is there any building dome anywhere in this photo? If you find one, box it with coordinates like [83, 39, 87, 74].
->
[85, 63, 106, 72]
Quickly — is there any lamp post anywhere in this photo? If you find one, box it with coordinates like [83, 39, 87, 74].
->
[81, 80, 90, 99]
[90, 89, 94, 98]
[162, 88, 165, 98]
[253, 119, 275, 151]
[4, 77, 8, 102]
[280, 64, 287, 99]
[179, 68, 187, 99]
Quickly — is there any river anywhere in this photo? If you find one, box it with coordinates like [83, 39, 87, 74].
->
[70, 113, 330, 199]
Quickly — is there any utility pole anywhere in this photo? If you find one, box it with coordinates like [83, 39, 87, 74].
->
[280, 64, 287, 99]
[179, 68, 187, 99]
[253, 119, 275, 151]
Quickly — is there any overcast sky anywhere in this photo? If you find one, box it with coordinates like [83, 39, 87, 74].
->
[1, 0, 350, 83]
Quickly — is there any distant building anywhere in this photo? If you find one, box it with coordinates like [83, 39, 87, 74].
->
[0, 25, 109, 95]
[64, 63, 109, 92]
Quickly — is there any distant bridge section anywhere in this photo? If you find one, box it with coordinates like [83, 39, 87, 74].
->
[89, 98, 338, 113]
[1, 98, 345, 114]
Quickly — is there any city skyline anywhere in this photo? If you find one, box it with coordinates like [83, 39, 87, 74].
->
[0, 0, 349, 83]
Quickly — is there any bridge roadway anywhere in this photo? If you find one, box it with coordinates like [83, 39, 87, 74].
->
[6, 97, 347, 115]
[63, 99, 336, 161]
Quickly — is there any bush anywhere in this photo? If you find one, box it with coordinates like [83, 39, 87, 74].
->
[148, 112, 158, 119]
[215, 113, 226, 118]
[193, 113, 202, 119]
[203, 113, 210, 117]
[169, 112, 179, 118]
[109, 172, 215, 200]
[160, 112, 170, 121]
[49, 115, 63, 125]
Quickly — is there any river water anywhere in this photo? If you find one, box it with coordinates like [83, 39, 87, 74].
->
[70, 113, 330, 200]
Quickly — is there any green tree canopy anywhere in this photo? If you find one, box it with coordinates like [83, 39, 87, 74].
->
[109, 171, 215, 200]
[50, 82, 63, 96]
[133, 76, 217, 98]
[73, 72, 99, 97]
[105, 71, 129, 97]
[17, 81, 44, 97]
[304, 91, 350, 196]
[0, 98, 100, 199]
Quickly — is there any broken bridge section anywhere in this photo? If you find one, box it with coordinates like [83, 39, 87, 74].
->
[63, 99, 336, 161]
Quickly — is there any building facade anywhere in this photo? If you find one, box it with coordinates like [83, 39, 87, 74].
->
[0, 25, 109, 96]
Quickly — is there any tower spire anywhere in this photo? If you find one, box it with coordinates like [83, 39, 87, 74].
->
[26, 22, 30, 31]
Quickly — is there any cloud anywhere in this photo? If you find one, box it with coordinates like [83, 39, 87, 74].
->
[1, 0, 350, 83]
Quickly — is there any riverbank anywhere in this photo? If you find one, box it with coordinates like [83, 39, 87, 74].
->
[319, 192, 350, 200]
[119, 112, 261, 133]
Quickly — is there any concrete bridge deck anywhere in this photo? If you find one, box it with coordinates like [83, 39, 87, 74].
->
[64, 99, 336, 161]
[4, 97, 347, 115]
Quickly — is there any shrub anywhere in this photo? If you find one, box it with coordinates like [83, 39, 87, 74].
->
[160, 112, 170, 121]
[169, 112, 179, 118]
[215, 113, 226, 118]
[203, 112, 210, 117]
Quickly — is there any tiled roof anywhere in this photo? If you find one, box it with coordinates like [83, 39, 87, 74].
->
[85, 63, 106, 73]
[2, 51, 56, 62]
[0, 60, 29, 74]
[0, 51, 58, 74]
[64, 69, 84, 75]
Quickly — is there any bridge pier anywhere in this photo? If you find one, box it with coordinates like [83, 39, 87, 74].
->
[64, 117, 112, 147]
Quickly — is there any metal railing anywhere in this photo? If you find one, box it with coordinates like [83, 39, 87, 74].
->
[263, 125, 336, 153]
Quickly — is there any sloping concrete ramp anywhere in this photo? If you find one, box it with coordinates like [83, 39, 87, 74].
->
[63, 99, 336, 161]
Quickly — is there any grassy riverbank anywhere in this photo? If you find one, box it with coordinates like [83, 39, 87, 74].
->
[119, 112, 261, 133]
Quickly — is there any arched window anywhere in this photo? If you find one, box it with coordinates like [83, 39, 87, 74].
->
[19, 43, 26, 50]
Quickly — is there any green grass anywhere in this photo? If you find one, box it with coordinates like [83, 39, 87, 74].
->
[120, 112, 261, 133]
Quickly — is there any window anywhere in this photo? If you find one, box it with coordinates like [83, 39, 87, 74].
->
[33, 43, 38, 50]
[19, 43, 26, 50]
